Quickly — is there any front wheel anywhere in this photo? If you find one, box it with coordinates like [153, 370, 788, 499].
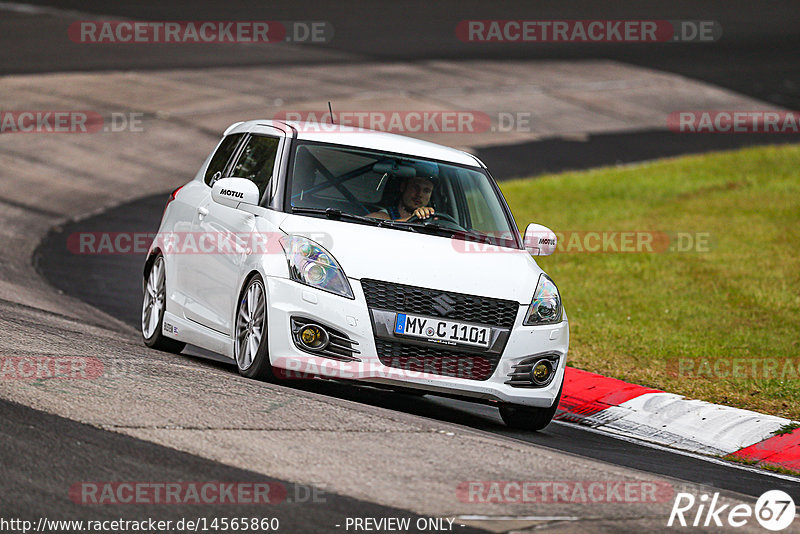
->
[499, 381, 563, 431]
[234, 274, 274, 381]
[141, 254, 186, 353]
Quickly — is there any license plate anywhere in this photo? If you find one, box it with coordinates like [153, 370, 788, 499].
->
[394, 313, 490, 349]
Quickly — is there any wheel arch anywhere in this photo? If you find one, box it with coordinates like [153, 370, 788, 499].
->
[143, 247, 163, 292]
[237, 269, 264, 302]
[232, 268, 267, 333]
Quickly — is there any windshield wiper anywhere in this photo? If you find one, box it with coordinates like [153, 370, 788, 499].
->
[394, 220, 462, 238]
[374, 219, 421, 233]
[290, 207, 418, 232]
[291, 206, 376, 224]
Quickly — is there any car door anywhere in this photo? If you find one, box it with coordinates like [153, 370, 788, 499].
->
[175, 132, 244, 322]
[184, 129, 284, 335]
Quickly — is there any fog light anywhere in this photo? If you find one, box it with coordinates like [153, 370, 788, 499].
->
[298, 324, 329, 351]
[531, 359, 554, 386]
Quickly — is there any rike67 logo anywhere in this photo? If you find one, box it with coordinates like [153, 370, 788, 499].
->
[668, 490, 796, 531]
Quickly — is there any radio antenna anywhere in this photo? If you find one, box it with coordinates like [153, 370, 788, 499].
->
[328, 101, 335, 125]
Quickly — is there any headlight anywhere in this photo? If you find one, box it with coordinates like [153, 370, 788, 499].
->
[524, 273, 562, 325]
[279, 235, 354, 299]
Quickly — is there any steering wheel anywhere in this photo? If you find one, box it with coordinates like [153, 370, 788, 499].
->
[406, 212, 463, 228]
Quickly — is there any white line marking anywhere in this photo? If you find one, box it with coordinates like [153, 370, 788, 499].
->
[456, 515, 579, 521]
[0, 2, 121, 20]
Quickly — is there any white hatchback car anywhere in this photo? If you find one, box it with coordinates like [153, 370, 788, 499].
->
[142, 120, 568, 430]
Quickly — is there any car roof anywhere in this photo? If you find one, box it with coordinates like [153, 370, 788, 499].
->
[226, 119, 485, 168]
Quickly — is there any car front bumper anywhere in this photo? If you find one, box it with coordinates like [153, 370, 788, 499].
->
[265, 276, 568, 408]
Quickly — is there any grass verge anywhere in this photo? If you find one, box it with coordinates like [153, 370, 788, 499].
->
[501, 144, 800, 420]
[723, 454, 800, 477]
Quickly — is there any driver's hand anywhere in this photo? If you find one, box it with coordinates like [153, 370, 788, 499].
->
[413, 207, 435, 219]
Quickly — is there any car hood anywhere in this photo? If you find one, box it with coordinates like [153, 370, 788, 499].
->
[279, 214, 542, 304]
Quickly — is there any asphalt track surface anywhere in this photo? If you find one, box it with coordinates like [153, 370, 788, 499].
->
[4, 1, 800, 178]
[0, 398, 489, 533]
[34, 193, 800, 502]
[477, 129, 800, 179]
[5, 1, 800, 110]
[9, 0, 800, 527]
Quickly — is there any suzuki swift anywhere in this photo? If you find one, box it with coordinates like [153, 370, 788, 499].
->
[141, 120, 568, 430]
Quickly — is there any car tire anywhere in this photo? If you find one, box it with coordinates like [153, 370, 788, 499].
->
[141, 253, 186, 353]
[234, 274, 275, 381]
[499, 380, 563, 431]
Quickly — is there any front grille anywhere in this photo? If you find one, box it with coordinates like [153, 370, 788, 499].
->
[374, 339, 498, 380]
[361, 279, 519, 328]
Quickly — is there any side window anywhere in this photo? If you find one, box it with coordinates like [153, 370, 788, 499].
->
[204, 133, 244, 186]
[461, 169, 507, 234]
[230, 136, 280, 202]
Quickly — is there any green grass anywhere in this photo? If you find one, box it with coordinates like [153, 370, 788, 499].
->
[760, 463, 800, 477]
[723, 455, 800, 477]
[775, 423, 800, 435]
[723, 455, 759, 467]
[500, 144, 800, 419]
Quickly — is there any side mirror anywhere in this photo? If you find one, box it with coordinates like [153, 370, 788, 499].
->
[523, 223, 557, 256]
[212, 178, 259, 208]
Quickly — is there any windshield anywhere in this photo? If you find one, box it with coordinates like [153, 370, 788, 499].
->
[286, 141, 520, 248]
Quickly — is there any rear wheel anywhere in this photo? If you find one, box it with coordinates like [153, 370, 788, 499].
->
[234, 274, 274, 381]
[141, 254, 186, 353]
[499, 381, 563, 431]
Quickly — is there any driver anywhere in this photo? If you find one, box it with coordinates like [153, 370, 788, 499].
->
[367, 175, 436, 221]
